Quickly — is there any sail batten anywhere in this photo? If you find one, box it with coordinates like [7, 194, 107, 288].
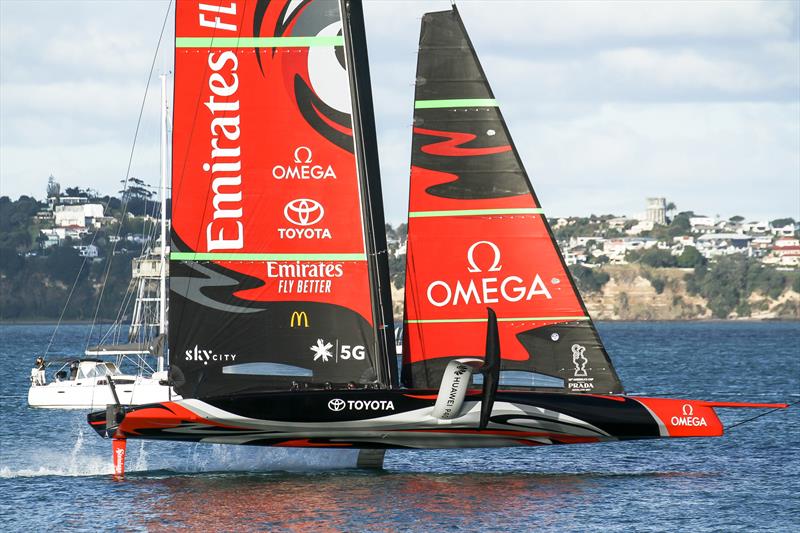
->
[171, 252, 367, 261]
[415, 98, 499, 109]
[175, 36, 345, 47]
[402, 7, 623, 395]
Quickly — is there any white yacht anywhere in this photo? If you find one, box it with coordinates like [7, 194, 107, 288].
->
[28, 76, 178, 409]
[28, 358, 175, 409]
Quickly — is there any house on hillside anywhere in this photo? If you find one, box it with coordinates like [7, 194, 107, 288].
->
[73, 244, 99, 258]
[689, 216, 717, 234]
[695, 233, 753, 258]
[771, 224, 798, 237]
[741, 221, 770, 235]
[54, 204, 105, 228]
[763, 238, 800, 268]
[603, 238, 657, 263]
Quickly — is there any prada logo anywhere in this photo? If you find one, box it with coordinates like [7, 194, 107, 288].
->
[290, 311, 309, 328]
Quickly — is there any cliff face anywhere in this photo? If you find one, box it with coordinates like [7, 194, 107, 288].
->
[583, 265, 799, 320]
[390, 266, 800, 321]
[582, 266, 708, 320]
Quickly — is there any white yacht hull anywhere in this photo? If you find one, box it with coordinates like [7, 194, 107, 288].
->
[28, 376, 179, 409]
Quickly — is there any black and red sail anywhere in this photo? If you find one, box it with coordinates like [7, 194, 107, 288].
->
[402, 7, 623, 394]
[169, 0, 394, 398]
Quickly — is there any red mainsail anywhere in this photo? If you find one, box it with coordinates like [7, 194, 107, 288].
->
[170, 0, 392, 397]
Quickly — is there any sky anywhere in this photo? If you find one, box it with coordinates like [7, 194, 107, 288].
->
[0, 0, 798, 224]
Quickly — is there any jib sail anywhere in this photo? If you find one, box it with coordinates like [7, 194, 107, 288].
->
[402, 7, 623, 394]
[170, 0, 394, 398]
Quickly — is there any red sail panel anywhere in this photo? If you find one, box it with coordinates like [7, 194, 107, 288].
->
[405, 215, 587, 361]
[170, 0, 384, 397]
[402, 8, 622, 394]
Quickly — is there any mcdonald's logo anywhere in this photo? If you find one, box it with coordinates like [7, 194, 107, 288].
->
[290, 311, 309, 328]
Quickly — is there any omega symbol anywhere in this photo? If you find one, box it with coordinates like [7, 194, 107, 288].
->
[293, 146, 312, 163]
[466, 241, 502, 273]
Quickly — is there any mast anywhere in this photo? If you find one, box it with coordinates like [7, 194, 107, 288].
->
[158, 73, 167, 373]
[340, 0, 397, 387]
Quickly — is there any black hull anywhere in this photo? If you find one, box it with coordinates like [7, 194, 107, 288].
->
[88, 389, 779, 450]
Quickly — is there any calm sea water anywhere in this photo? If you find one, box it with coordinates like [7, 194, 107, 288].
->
[1, 322, 798, 532]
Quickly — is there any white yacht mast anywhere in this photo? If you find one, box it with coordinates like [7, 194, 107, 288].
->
[158, 74, 168, 373]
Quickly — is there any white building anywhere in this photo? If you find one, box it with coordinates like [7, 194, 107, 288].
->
[54, 204, 105, 228]
[569, 236, 604, 248]
[603, 238, 657, 263]
[607, 217, 630, 230]
[695, 233, 753, 258]
[689, 217, 717, 234]
[771, 224, 797, 237]
[763, 244, 800, 268]
[564, 251, 588, 266]
[73, 244, 99, 258]
[774, 236, 800, 248]
[627, 220, 656, 236]
[741, 221, 770, 235]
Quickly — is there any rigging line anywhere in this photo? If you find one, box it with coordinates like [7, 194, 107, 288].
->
[42, 253, 91, 357]
[85, 0, 173, 351]
[726, 399, 798, 431]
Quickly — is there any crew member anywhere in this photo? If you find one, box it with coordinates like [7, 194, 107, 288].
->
[30, 357, 46, 386]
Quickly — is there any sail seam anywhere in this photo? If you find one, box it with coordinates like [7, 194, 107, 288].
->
[175, 36, 345, 48]
[415, 98, 499, 109]
[409, 208, 544, 218]
[171, 252, 366, 261]
[406, 316, 590, 324]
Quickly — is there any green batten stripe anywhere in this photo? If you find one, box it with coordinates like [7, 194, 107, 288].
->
[414, 98, 499, 109]
[171, 252, 366, 261]
[406, 316, 590, 324]
[175, 36, 344, 48]
[409, 208, 544, 218]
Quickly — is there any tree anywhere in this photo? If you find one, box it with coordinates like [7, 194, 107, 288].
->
[686, 256, 795, 318]
[0, 247, 24, 275]
[569, 265, 610, 293]
[120, 177, 154, 201]
[665, 201, 677, 221]
[396, 223, 408, 241]
[385, 224, 397, 241]
[771, 217, 795, 228]
[729, 215, 744, 223]
[46, 245, 87, 285]
[64, 186, 89, 197]
[119, 177, 156, 216]
[677, 246, 705, 268]
[668, 212, 691, 237]
[628, 248, 677, 268]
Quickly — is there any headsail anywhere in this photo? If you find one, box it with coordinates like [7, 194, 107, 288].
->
[170, 0, 394, 398]
[402, 7, 623, 395]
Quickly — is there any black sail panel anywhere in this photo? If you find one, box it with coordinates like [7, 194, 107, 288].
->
[402, 7, 624, 395]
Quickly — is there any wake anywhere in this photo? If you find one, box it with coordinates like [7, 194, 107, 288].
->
[0, 424, 359, 478]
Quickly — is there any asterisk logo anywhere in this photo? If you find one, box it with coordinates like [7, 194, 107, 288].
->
[310, 338, 333, 362]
